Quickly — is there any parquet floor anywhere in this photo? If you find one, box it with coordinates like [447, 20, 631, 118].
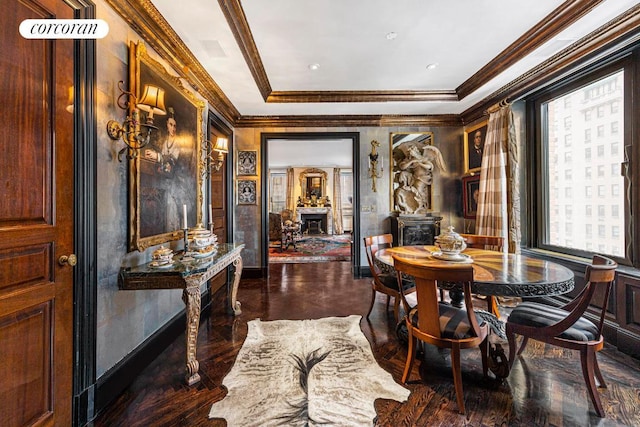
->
[93, 262, 640, 426]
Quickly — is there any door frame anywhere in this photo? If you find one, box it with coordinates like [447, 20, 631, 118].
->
[70, 1, 98, 425]
[260, 132, 361, 275]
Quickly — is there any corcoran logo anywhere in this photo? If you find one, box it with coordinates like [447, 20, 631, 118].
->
[20, 19, 109, 39]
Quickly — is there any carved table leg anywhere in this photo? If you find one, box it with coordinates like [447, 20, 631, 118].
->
[182, 282, 202, 385]
[229, 256, 243, 315]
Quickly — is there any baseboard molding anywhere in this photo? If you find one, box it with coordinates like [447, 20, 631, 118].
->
[242, 267, 264, 279]
[93, 308, 187, 419]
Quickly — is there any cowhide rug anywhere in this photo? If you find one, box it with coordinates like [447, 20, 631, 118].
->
[209, 315, 410, 426]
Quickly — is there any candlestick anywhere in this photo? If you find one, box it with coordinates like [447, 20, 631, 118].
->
[182, 204, 188, 229]
[183, 227, 189, 254]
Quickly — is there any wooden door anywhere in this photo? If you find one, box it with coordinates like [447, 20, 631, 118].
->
[208, 114, 230, 294]
[0, 1, 75, 425]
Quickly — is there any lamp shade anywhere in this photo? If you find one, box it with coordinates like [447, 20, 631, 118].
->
[137, 84, 166, 117]
[213, 137, 229, 153]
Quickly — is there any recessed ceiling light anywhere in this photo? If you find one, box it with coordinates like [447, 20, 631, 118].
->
[426, 63, 439, 70]
[385, 32, 397, 40]
[308, 63, 320, 71]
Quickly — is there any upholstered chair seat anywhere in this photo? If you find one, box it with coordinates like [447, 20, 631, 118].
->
[407, 303, 487, 340]
[506, 302, 599, 341]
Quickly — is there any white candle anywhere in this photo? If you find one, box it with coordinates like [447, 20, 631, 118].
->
[380, 154, 383, 171]
[208, 204, 213, 224]
[182, 204, 188, 229]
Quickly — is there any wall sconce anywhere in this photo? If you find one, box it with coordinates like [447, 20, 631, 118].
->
[106, 80, 166, 161]
[200, 136, 229, 178]
[368, 139, 383, 192]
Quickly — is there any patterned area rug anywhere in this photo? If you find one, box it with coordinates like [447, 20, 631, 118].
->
[269, 234, 351, 263]
[209, 315, 410, 426]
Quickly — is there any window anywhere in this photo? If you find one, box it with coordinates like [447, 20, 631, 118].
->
[611, 163, 619, 176]
[611, 101, 619, 114]
[611, 121, 619, 134]
[535, 67, 626, 259]
[268, 172, 287, 213]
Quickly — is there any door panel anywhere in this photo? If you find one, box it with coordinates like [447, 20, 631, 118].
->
[0, 0, 75, 425]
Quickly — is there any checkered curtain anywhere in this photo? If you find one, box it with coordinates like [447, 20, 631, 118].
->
[476, 105, 521, 253]
[333, 168, 344, 234]
[286, 167, 295, 210]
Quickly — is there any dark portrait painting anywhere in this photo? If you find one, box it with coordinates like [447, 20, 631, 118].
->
[462, 174, 480, 219]
[129, 42, 204, 251]
[464, 122, 487, 173]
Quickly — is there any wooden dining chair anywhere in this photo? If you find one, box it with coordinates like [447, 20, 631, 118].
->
[364, 234, 415, 323]
[505, 255, 618, 417]
[392, 255, 489, 415]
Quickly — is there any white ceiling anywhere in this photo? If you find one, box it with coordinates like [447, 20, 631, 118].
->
[150, 0, 638, 117]
[268, 139, 353, 168]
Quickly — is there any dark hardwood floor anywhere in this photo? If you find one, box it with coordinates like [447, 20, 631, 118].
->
[93, 262, 640, 426]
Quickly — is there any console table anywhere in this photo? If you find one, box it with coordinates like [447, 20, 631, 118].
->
[390, 215, 442, 246]
[118, 243, 244, 385]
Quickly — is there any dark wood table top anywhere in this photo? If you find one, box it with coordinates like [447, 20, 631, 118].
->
[376, 245, 575, 298]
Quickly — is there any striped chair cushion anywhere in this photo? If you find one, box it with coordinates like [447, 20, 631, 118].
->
[507, 302, 599, 342]
[408, 303, 486, 339]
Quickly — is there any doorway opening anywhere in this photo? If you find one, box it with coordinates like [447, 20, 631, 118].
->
[260, 132, 360, 269]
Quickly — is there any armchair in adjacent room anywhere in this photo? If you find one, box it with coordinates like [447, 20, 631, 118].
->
[280, 209, 301, 251]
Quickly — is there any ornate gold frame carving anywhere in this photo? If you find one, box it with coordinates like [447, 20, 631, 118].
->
[128, 41, 205, 251]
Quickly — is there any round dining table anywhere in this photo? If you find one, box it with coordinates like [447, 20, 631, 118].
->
[375, 245, 576, 379]
[375, 245, 575, 299]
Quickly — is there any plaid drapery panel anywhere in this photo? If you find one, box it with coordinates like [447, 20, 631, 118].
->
[476, 106, 520, 253]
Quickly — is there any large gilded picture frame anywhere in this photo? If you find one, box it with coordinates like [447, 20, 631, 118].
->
[129, 41, 204, 251]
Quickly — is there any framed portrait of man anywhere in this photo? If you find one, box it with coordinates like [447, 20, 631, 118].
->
[463, 121, 488, 174]
[462, 175, 480, 219]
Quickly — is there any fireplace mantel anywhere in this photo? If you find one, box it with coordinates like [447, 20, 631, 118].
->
[296, 207, 333, 235]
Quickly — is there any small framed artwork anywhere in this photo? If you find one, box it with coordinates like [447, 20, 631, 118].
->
[462, 175, 480, 219]
[463, 121, 488, 174]
[238, 150, 257, 176]
[237, 180, 257, 205]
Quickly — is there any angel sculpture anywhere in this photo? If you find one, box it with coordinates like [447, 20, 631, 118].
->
[393, 144, 447, 215]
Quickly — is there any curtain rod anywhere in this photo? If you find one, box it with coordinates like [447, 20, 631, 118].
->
[485, 98, 511, 115]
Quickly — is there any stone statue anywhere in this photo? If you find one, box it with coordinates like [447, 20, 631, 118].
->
[393, 143, 447, 215]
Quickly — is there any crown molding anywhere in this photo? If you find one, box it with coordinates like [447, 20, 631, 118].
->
[461, 4, 640, 124]
[235, 114, 463, 128]
[266, 91, 458, 103]
[105, 0, 240, 125]
[456, 0, 604, 100]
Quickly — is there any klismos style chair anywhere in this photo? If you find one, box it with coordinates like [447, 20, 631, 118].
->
[506, 254, 618, 417]
[393, 255, 489, 415]
[364, 234, 415, 323]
